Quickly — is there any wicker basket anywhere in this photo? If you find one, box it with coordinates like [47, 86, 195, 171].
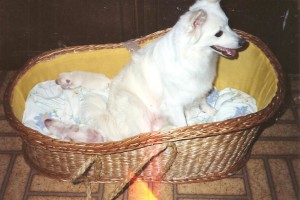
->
[4, 30, 285, 186]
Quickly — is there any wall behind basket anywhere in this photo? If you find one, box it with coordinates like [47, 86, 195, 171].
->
[0, 0, 298, 73]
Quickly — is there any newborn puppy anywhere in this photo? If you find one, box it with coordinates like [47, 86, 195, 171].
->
[56, 71, 110, 90]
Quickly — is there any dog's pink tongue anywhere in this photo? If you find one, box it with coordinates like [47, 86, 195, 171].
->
[226, 48, 237, 57]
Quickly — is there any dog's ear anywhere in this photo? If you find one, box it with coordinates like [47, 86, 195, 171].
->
[191, 9, 207, 29]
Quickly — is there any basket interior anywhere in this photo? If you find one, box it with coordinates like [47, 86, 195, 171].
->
[11, 39, 278, 121]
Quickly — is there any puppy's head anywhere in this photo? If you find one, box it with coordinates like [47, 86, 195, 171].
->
[56, 72, 79, 89]
[175, 0, 246, 58]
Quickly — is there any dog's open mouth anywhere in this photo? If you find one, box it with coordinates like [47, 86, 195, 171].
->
[210, 45, 237, 58]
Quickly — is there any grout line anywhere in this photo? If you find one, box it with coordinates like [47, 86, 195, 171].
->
[0, 153, 18, 200]
[27, 181, 101, 199]
[175, 182, 248, 200]
[23, 169, 35, 200]
[123, 184, 128, 200]
[97, 183, 104, 200]
[0, 151, 23, 154]
[173, 183, 178, 200]
[27, 191, 92, 197]
[263, 158, 277, 200]
[287, 158, 299, 199]
[175, 193, 248, 199]
[242, 167, 253, 200]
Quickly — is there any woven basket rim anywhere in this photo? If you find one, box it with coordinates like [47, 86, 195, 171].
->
[3, 29, 285, 154]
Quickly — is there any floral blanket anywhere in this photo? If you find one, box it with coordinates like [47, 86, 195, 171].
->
[23, 80, 257, 140]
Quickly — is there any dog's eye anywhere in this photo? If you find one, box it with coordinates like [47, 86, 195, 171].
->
[215, 31, 223, 37]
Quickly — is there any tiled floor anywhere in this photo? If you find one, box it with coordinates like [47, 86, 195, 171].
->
[0, 71, 299, 200]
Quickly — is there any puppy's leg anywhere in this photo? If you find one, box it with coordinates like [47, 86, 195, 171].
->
[44, 119, 108, 143]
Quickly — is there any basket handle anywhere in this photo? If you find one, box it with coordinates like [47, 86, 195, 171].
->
[71, 155, 102, 184]
[71, 142, 177, 200]
[108, 142, 177, 200]
[71, 155, 102, 200]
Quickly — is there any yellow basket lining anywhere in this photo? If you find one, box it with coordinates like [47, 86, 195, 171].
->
[12, 42, 277, 121]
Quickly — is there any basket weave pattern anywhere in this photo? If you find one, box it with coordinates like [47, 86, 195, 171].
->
[4, 30, 285, 184]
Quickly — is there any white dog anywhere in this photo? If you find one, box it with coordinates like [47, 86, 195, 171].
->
[45, 0, 246, 143]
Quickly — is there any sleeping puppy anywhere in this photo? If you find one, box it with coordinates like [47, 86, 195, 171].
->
[45, 0, 246, 143]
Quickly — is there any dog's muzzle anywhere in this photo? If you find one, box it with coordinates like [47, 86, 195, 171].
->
[210, 36, 247, 58]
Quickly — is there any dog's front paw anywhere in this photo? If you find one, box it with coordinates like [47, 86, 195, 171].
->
[55, 72, 79, 89]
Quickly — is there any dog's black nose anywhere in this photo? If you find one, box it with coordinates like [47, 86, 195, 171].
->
[239, 37, 247, 47]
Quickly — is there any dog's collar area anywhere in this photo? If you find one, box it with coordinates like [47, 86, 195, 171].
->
[210, 45, 237, 58]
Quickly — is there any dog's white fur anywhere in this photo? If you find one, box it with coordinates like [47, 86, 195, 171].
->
[45, 0, 245, 143]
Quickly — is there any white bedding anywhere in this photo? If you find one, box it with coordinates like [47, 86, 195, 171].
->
[23, 80, 257, 140]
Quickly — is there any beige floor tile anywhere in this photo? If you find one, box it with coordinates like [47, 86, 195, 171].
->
[152, 183, 173, 200]
[28, 197, 97, 200]
[0, 136, 22, 151]
[178, 199, 239, 200]
[246, 159, 272, 200]
[30, 174, 99, 193]
[261, 124, 300, 137]
[292, 159, 300, 189]
[252, 141, 300, 155]
[177, 178, 245, 195]
[0, 154, 11, 186]
[0, 120, 17, 133]
[102, 182, 124, 200]
[278, 108, 296, 120]
[3, 155, 31, 200]
[269, 159, 297, 200]
[128, 180, 158, 200]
